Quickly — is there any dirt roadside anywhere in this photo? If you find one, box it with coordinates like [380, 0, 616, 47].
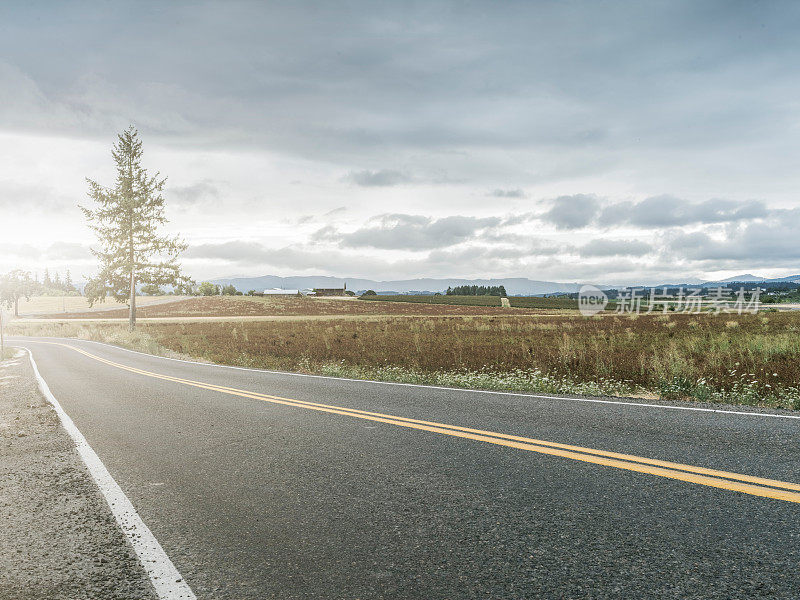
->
[0, 350, 156, 600]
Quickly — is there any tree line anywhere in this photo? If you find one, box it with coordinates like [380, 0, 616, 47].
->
[0, 268, 80, 316]
[446, 285, 507, 297]
[40, 268, 79, 294]
[196, 282, 241, 296]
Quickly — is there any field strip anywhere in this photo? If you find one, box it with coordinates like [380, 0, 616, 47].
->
[25, 349, 196, 600]
[17, 296, 188, 316]
[28, 340, 800, 504]
[16, 336, 800, 422]
[13, 313, 558, 323]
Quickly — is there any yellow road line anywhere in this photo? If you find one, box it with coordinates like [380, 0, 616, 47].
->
[37, 341, 800, 503]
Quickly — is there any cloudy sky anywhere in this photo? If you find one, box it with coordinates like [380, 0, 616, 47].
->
[1, 0, 799, 285]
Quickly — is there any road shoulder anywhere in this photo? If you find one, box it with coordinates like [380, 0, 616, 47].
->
[0, 350, 156, 600]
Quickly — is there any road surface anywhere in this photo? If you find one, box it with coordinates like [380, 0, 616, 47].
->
[10, 337, 800, 599]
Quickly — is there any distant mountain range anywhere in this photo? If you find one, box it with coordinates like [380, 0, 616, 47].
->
[209, 275, 586, 296]
[699, 274, 800, 286]
[208, 273, 800, 296]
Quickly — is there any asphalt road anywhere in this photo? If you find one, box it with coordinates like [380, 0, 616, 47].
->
[10, 337, 800, 599]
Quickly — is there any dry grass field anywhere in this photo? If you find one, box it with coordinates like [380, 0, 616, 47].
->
[34, 295, 556, 319]
[14, 295, 184, 316]
[10, 302, 800, 409]
[361, 294, 580, 309]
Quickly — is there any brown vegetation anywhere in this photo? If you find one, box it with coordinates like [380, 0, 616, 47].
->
[13, 310, 800, 407]
[360, 294, 579, 309]
[36, 295, 556, 319]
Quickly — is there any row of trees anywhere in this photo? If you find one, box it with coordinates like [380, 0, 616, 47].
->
[194, 284, 287, 296]
[139, 280, 196, 296]
[40, 268, 79, 295]
[143, 282, 251, 296]
[196, 282, 241, 296]
[0, 269, 82, 316]
[446, 285, 508, 297]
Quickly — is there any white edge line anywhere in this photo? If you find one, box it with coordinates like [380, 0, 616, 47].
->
[15, 336, 800, 421]
[25, 348, 196, 600]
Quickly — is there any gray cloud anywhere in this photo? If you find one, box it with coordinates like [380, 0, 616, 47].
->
[4, 0, 800, 200]
[44, 242, 91, 261]
[497, 213, 537, 227]
[168, 180, 221, 205]
[183, 238, 565, 281]
[578, 239, 652, 258]
[4, 2, 800, 284]
[185, 240, 269, 262]
[291, 207, 348, 226]
[532, 195, 771, 231]
[333, 214, 502, 250]
[0, 180, 71, 213]
[344, 170, 412, 187]
[598, 196, 769, 228]
[310, 225, 339, 242]
[489, 189, 526, 198]
[0, 243, 41, 259]
[428, 240, 565, 265]
[666, 211, 800, 265]
[540, 194, 600, 229]
[184, 241, 392, 275]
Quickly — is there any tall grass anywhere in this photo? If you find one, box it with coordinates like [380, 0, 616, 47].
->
[9, 312, 800, 409]
[360, 294, 579, 309]
[7, 321, 192, 360]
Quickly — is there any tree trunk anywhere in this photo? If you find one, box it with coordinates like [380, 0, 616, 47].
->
[129, 270, 136, 331]
[14, 297, 19, 317]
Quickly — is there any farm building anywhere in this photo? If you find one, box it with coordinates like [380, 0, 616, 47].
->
[311, 283, 348, 296]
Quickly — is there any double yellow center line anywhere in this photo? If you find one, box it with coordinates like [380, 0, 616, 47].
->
[46, 341, 800, 504]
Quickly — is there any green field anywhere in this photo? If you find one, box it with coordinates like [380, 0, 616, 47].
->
[360, 294, 579, 309]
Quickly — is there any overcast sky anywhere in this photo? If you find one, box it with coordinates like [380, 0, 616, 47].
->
[1, 0, 799, 285]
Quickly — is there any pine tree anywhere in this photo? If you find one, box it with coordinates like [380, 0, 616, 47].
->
[64, 269, 76, 293]
[43, 268, 52, 288]
[81, 126, 190, 330]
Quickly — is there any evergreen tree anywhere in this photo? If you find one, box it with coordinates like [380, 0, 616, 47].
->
[64, 269, 76, 293]
[43, 268, 52, 288]
[81, 126, 190, 330]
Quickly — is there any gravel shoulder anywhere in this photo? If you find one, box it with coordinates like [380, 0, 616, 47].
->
[0, 350, 156, 600]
